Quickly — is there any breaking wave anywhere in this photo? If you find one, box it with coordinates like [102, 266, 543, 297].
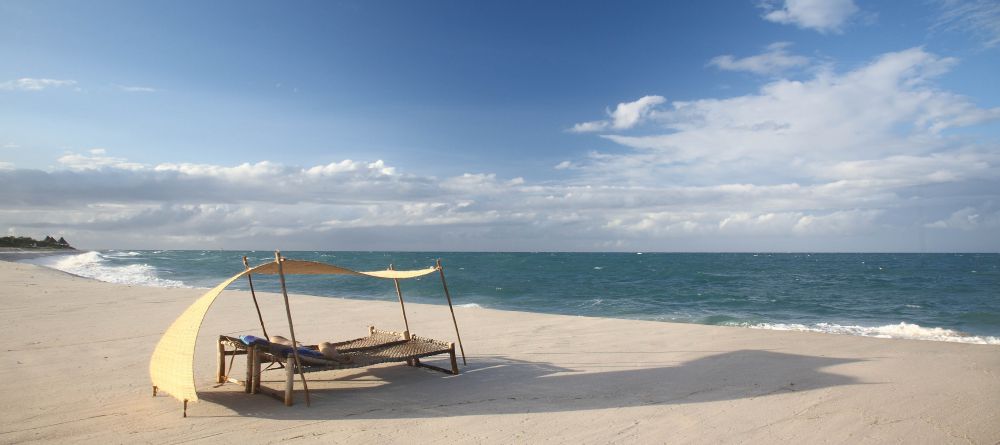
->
[739, 321, 1000, 345]
[23, 251, 187, 288]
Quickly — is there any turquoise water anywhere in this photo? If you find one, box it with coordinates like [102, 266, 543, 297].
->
[24, 250, 1000, 344]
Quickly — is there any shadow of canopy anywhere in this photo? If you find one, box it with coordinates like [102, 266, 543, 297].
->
[198, 349, 863, 420]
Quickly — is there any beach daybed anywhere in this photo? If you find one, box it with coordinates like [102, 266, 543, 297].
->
[150, 251, 466, 417]
[217, 326, 459, 405]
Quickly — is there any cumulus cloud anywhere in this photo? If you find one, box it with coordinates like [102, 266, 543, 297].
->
[933, 0, 1000, 48]
[559, 47, 1000, 250]
[1, 146, 997, 250]
[709, 42, 810, 76]
[592, 48, 996, 177]
[760, 0, 859, 33]
[570, 95, 665, 133]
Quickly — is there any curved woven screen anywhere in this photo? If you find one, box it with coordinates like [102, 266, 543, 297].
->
[148, 269, 250, 402]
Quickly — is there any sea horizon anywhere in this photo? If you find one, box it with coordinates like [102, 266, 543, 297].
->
[19, 249, 1000, 345]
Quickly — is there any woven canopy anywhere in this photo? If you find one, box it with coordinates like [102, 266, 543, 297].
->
[149, 259, 440, 403]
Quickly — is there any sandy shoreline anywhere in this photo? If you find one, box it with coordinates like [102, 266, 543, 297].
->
[1, 260, 998, 444]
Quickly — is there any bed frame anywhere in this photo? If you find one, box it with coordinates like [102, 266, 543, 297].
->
[217, 326, 458, 405]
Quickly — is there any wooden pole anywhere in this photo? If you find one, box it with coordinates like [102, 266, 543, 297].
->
[243, 256, 270, 340]
[284, 352, 295, 406]
[389, 264, 411, 339]
[275, 250, 310, 406]
[217, 340, 226, 384]
[436, 259, 466, 365]
[244, 347, 253, 393]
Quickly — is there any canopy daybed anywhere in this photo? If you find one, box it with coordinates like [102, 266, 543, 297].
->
[149, 251, 466, 417]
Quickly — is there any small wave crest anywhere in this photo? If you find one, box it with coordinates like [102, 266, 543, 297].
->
[740, 321, 1000, 345]
[23, 251, 187, 288]
[456, 303, 482, 309]
[105, 250, 142, 257]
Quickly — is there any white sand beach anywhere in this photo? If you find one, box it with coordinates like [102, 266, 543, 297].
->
[1, 260, 998, 444]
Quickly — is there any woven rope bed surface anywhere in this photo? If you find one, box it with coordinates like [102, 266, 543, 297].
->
[294, 336, 452, 370]
[221, 328, 453, 372]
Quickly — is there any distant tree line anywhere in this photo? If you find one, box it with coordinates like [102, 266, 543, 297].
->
[0, 235, 74, 249]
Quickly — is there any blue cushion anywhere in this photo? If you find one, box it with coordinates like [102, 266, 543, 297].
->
[296, 348, 325, 359]
[239, 335, 268, 346]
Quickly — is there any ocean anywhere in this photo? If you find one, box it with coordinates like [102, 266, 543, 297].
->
[21, 250, 1000, 345]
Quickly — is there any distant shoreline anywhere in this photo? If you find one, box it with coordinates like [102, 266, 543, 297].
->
[0, 247, 78, 262]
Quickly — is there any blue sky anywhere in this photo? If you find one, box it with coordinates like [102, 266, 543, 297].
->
[2, 0, 999, 251]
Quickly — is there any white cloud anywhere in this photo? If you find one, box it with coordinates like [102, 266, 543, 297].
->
[116, 84, 157, 93]
[709, 42, 810, 75]
[570, 95, 665, 133]
[926, 206, 1000, 230]
[0, 162, 13, 171]
[570, 120, 608, 133]
[0, 78, 77, 91]
[593, 48, 994, 174]
[760, 0, 859, 33]
[57, 151, 145, 171]
[556, 47, 1000, 249]
[933, 0, 1000, 48]
[1, 147, 997, 250]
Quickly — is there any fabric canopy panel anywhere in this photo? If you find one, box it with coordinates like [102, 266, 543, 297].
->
[251, 259, 439, 279]
[149, 259, 441, 403]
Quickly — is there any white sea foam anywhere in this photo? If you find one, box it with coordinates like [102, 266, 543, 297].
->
[456, 303, 482, 309]
[104, 250, 142, 258]
[22, 251, 187, 288]
[741, 321, 1000, 345]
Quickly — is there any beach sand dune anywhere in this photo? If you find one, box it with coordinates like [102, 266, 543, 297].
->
[1, 261, 997, 443]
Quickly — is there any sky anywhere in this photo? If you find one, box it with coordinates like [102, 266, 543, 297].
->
[1, 0, 999, 252]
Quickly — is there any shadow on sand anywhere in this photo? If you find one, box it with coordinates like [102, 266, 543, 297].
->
[196, 349, 863, 420]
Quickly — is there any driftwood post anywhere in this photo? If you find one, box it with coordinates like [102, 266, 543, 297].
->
[275, 250, 310, 406]
[243, 256, 269, 339]
[436, 259, 466, 365]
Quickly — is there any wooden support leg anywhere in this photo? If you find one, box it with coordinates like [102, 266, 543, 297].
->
[217, 340, 226, 384]
[252, 346, 261, 394]
[245, 347, 253, 393]
[152, 386, 157, 397]
[284, 356, 295, 406]
[449, 344, 459, 375]
[183, 399, 188, 418]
